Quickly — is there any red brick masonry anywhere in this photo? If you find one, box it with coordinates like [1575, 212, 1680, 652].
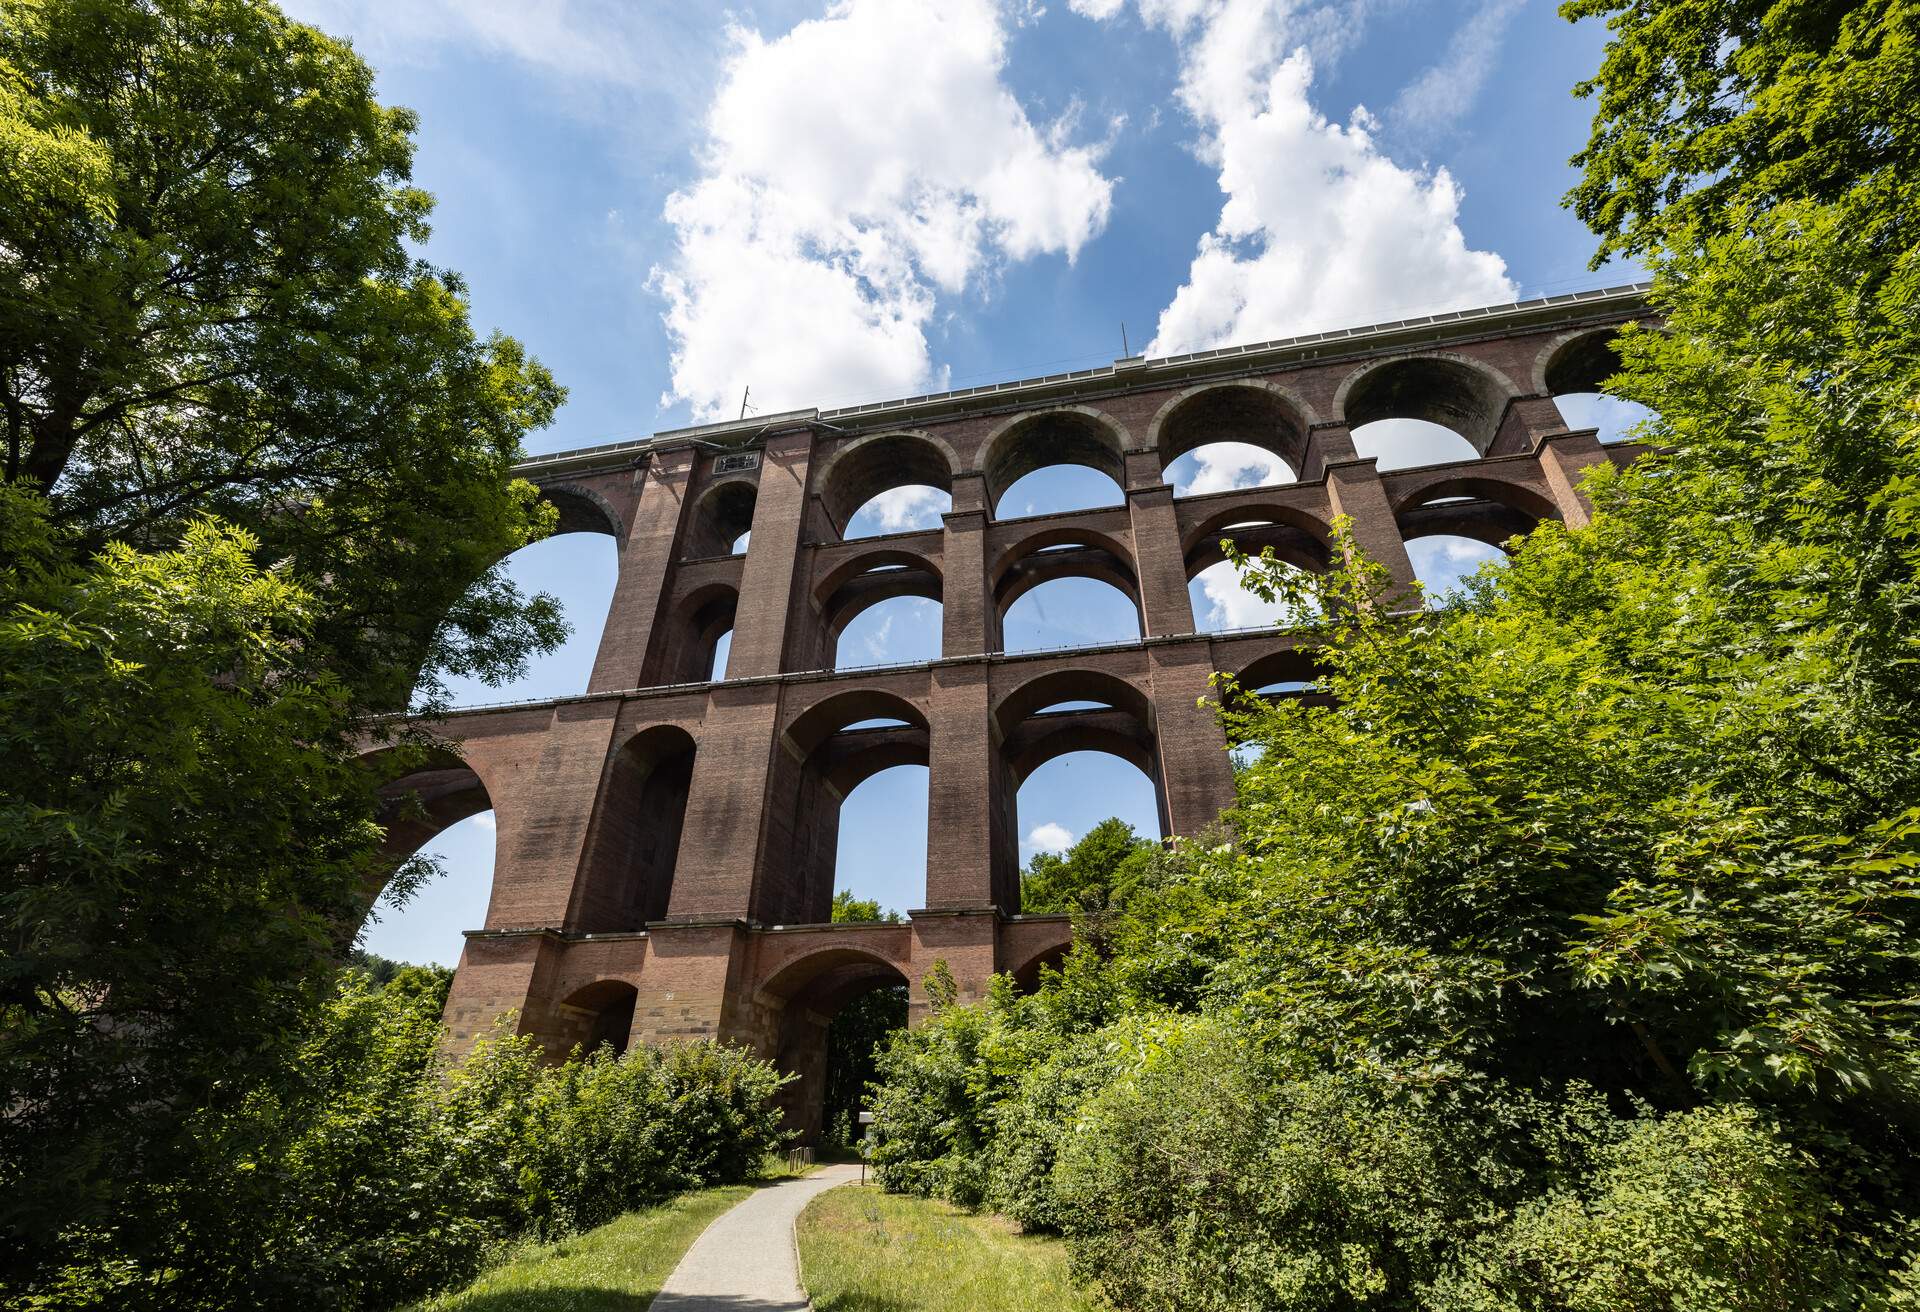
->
[367, 286, 1652, 1140]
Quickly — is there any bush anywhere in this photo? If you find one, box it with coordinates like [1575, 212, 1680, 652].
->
[1429, 1104, 1860, 1312]
[986, 1033, 1125, 1233]
[22, 968, 787, 1311]
[1051, 1020, 1502, 1312]
[1051, 1023, 1880, 1312]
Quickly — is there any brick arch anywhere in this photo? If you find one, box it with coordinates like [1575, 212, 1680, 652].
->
[362, 744, 493, 867]
[655, 581, 737, 684]
[1535, 325, 1627, 397]
[1147, 379, 1319, 477]
[546, 978, 639, 1058]
[755, 940, 913, 1005]
[814, 546, 944, 652]
[978, 405, 1132, 514]
[813, 429, 961, 535]
[994, 666, 1154, 740]
[991, 524, 1142, 617]
[683, 477, 758, 558]
[1005, 934, 1073, 992]
[1006, 718, 1156, 784]
[1182, 499, 1335, 576]
[1334, 352, 1523, 455]
[750, 936, 913, 1141]
[1392, 473, 1561, 551]
[537, 482, 626, 545]
[572, 723, 699, 931]
[783, 687, 930, 759]
[353, 743, 496, 936]
[1233, 644, 1328, 692]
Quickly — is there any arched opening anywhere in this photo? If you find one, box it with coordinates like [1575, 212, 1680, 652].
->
[758, 945, 912, 1143]
[771, 691, 932, 926]
[1183, 506, 1331, 634]
[835, 595, 942, 669]
[815, 548, 944, 669]
[684, 480, 758, 558]
[833, 765, 927, 918]
[573, 725, 698, 930]
[1341, 356, 1514, 457]
[360, 811, 495, 969]
[981, 409, 1129, 518]
[1152, 383, 1311, 494]
[1189, 559, 1318, 631]
[1556, 393, 1656, 445]
[845, 486, 952, 538]
[816, 431, 958, 540]
[996, 670, 1163, 900]
[1015, 753, 1163, 890]
[1406, 534, 1506, 601]
[1003, 577, 1142, 653]
[440, 493, 620, 707]
[1167, 443, 1297, 495]
[1541, 327, 1658, 445]
[655, 584, 738, 685]
[1221, 648, 1331, 768]
[358, 749, 496, 967]
[550, 979, 639, 1058]
[1351, 419, 1481, 470]
[1394, 478, 1560, 559]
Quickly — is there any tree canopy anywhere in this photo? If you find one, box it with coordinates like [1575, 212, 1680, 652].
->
[1, 0, 571, 1284]
[0, 0, 565, 712]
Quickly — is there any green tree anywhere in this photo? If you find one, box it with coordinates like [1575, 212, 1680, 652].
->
[0, 0, 565, 712]
[1564, 0, 1920, 262]
[1019, 818, 1154, 914]
[0, 0, 568, 1287]
[830, 888, 903, 923]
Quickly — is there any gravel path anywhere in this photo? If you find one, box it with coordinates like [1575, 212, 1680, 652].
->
[649, 1162, 862, 1311]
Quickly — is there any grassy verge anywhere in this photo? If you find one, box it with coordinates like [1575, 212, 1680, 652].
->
[405, 1183, 755, 1312]
[797, 1185, 1102, 1312]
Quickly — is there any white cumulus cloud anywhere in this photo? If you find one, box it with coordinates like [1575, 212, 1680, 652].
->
[652, 0, 1118, 420]
[859, 485, 953, 533]
[1071, 1, 1516, 354]
[1025, 821, 1076, 853]
[1193, 559, 1294, 629]
[1171, 441, 1294, 496]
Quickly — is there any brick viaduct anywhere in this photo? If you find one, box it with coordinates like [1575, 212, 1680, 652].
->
[366, 284, 1651, 1139]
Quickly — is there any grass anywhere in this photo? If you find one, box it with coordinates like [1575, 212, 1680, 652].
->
[404, 1155, 818, 1312]
[797, 1184, 1104, 1312]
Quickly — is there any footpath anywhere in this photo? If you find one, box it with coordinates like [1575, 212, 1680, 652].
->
[649, 1161, 862, 1311]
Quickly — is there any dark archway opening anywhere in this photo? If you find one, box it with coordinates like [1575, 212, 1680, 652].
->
[573, 725, 698, 930]
[822, 981, 909, 1149]
[551, 980, 639, 1059]
[685, 480, 758, 558]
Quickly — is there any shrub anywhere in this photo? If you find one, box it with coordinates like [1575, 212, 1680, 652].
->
[1428, 1104, 1861, 1312]
[986, 1033, 1125, 1233]
[21, 968, 787, 1311]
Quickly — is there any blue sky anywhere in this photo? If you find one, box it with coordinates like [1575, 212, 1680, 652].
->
[317, 0, 1648, 965]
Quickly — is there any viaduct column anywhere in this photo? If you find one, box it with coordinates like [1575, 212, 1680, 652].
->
[587, 447, 694, 692]
[1120, 446, 1234, 835]
[665, 426, 817, 922]
[1319, 438, 1418, 604]
[1123, 448, 1197, 637]
[924, 471, 1007, 911]
[1535, 428, 1610, 528]
[940, 471, 997, 657]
